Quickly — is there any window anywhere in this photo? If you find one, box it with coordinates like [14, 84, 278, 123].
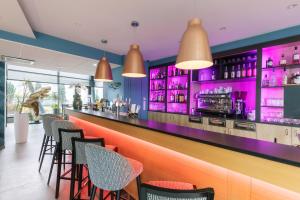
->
[6, 64, 102, 121]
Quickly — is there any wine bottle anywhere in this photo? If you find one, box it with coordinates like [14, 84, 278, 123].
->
[231, 65, 235, 79]
[212, 70, 216, 80]
[247, 63, 252, 77]
[224, 66, 228, 79]
[236, 65, 241, 78]
[293, 46, 300, 64]
[279, 54, 287, 66]
[266, 57, 273, 68]
[282, 68, 288, 85]
[242, 64, 246, 77]
[252, 62, 257, 77]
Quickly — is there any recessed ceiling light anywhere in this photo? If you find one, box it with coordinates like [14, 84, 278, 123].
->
[287, 3, 298, 9]
[219, 26, 227, 31]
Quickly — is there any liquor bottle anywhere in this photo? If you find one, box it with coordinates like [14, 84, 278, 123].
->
[279, 54, 287, 66]
[224, 66, 228, 79]
[270, 73, 277, 87]
[262, 74, 269, 87]
[231, 65, 235, 79]
[236, 65, 241, 78]
[242, 64, 247, 77]
[211, 70, 216, 80]
[170, 92, 174, 102]
[247, 63, 252, 77]
[252, 62, 257, 77]
[282, 68, 288, 85]
[266, 57, 273, 68]
[293, 46, 300, 64]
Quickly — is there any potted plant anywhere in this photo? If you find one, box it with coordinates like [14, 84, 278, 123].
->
[52, 104, 59, 115]
[14, 81, 31, 144]
[14, 81, 51, 143]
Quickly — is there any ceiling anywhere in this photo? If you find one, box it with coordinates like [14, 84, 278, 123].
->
[17, 0, 300, 61]
[0, 0, 300, 71]
[0, 39, 118, 75]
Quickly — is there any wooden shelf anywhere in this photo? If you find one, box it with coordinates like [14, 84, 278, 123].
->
[194, 77, 256, 84]
[262, 64, 300, 71]
[261, 105, 283, 108]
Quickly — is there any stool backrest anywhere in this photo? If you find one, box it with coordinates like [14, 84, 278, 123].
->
[58, 128, 84, 151]
[85, 144, 133, 191]
[140, 184, 214, 200]
[71, 138, 105, 165]
[42, 114, 62, 137]
[51, 120, 78, 142]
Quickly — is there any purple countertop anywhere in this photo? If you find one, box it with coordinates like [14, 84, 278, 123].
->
[67, 108, 300, 167]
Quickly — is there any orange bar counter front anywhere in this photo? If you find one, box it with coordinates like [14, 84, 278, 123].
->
[66, 108, 300, 200]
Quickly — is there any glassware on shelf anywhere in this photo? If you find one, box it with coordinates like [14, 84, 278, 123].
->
[236, 65, 241, 78]
[270, 73, 277, 86]
[262, 74, 270, 87]
[252, 62, 257, 77]
[293, 46, 300, 64]
[231, 65, 235, 79]
[247, 63, 252, 77]
[224, 66, 229, 79]
[242, 64, 247, 77]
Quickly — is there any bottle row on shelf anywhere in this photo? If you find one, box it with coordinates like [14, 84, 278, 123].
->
[151, 82, 165, 91]
[150, 94, 165, 103]
[262, 71, 300, 87]
[168, 81, 188, 90]
[150, 67, 189, 80]
[199, 62, 256, 81]
[213, 54, 257, 65]
[170, 91, 187, 103]
[265, 46, 300, 68]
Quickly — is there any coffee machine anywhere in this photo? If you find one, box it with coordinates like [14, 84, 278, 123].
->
[233, 91, 247, 119]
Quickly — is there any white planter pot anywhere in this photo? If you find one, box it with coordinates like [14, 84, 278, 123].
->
[14, 112, 29, 144]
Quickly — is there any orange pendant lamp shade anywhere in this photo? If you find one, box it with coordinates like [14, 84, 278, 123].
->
[122, 44, 146, 78]
[94, 57, 113, 82]
[176, 18, 213, 70]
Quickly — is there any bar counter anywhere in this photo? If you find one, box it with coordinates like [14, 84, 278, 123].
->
[66, 108, 300, 200]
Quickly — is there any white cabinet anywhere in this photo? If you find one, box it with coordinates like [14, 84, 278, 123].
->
[228, 128, 257, 139]
[291, 127, 300, 146]
[256, 123, 292, 145]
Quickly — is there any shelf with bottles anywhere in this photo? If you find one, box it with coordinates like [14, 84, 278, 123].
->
[167, 65, 189, 77]
[149, 66, 167, 80]
[149, 101, 165, 103]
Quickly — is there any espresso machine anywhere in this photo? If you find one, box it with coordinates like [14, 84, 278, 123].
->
[233, 91, 247, 119]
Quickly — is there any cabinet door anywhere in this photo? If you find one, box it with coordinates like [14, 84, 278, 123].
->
[205, 125, 228, 134]
[228, 128, 257, 139]
[256, 123, 292, 145]
[291, 127, 300, 146]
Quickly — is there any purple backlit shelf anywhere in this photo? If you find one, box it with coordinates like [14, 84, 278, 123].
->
[149, 66, 167, 112]
[260, 41, 300, 125]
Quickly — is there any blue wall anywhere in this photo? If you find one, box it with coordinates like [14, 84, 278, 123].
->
[103, 66, 125, 102]
[0, 62, 5, 149]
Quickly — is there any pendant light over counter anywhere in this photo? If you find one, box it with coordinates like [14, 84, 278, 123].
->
[122, 21, 146, 78]
[176, 18, 213, 70]
[122, 44, 146, 77]
[94, 40, 113, 82]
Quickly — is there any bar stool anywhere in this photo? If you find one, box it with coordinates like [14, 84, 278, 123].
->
[140, 183, 214, 200]
[55, 128, 84, 199]
[38, 114, 62, 172]
[70, 137, 105, 200]
[85, 144, 143, 200]
[48, 120, 78, 185]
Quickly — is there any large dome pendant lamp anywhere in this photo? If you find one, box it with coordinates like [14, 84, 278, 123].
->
[122, 21, 146, 78]
[175, 18, 213, 70]
[95, 40, 113, 82]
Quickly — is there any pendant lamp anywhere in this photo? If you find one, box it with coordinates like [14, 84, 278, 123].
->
[94, 40, 113, 82]
[122, 44, 146, 77]
[175, 18, 213, 70]
[122, 21, 146, 78]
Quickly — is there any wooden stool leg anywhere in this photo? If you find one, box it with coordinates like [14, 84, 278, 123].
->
[90, 185, 96, 200]
[55, 146, 62, 198]
[69, 163, 77, 200]
[38, 134, 46, 161]
[47, 144, 57, 185]
[39, 136, 49, 172]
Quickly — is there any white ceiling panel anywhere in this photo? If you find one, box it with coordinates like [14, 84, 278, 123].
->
[0, 39, 119, 75]
[0, 0, 35, 38]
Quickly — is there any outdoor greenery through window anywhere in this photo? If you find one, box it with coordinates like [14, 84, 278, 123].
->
[6, 64, 103, 121]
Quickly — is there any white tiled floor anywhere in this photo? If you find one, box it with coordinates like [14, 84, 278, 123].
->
[0, 124, 76, 200]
